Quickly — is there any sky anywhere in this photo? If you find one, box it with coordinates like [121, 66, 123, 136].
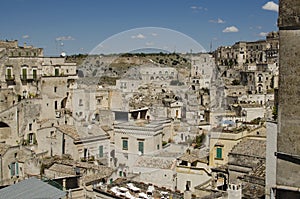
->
[0, 0, 279, 56]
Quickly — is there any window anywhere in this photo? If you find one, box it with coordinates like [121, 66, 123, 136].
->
[28, 133, 34, 144]
[176, 110, 179, 118]
[99, 145, 104, 158]
[84, 148, 88, 159]
[54, 101, 58, 110]
[22, 68, 27, 80]
[122, 139, 128, 150]
[29, 123, 32, 131]
[97, 97, 102, 105]
[138, 141, 144, 154]
[10, 162, 19, 177]
[157, 144, 160, 150]
[216, 147, 222, 159]
[54, 87, 57, 93]
[186, 181, 191, 190]
[32, 69, 37, 79]
[55, 68, 59, 76]
[6, 67, 12, 79]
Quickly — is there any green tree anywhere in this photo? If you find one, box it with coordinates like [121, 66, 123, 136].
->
[194, 133, 205, 148]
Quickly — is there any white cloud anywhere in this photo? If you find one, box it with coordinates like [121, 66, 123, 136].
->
[151, 33, 158, 37]
[145, 42, 154, 46]
[190, 6, 207, 11]
[259, 32, 268, 37]
[262, 1, 279, 12]
[223, 26, 239, 33]
[55, 36, 75, 41]
[22, 35, 29, 39]
[209, 18, 225, 24]
[131, 33, 146, 39]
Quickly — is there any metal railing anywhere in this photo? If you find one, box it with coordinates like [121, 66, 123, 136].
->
[5, 75, 15, 81]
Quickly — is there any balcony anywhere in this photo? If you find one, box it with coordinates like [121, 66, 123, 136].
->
[20, 74, 40, 81]
[5, 75, 15, 81]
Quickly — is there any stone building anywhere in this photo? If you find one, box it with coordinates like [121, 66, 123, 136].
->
[228, 138, 266, 198]
[116, 64, 178, 93]
[35, 124, 111, 166]
[273, 1, 300, 198]
[71, 87, 112, 124]
[175, 149, 211, 192]
[113, 119, 172, 172]
[209, 125, 266, 168]
[0, 143, 39, 186]
[42, 158, 114, 198]
[240, 68, 273, 95]
[131, 156, 176, 190]
[190, 53, 215, 89]
[214, 32, 279, 67]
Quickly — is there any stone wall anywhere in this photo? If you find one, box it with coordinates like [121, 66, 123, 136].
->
[277, 0, 300, 189]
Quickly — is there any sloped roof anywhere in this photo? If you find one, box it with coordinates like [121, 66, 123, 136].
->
[46, 163, 76, 178]
[57, 125, 80, 140]
[57, 124, 109, 141]
[178, 153, 208, 164]
[0, 177, 66, 199]
[230, 138, 266, 158]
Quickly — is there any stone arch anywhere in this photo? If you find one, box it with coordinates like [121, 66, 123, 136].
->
[0, 122, 9, 127]
[61, 97, 67, 109]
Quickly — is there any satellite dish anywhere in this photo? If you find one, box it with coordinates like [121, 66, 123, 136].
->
[60, 51, 66, 57]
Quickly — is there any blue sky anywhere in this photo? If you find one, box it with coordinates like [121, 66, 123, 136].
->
[0, 0, 279, 55]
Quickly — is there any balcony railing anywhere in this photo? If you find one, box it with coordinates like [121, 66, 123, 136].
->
[20, 74, 40, 81]
[5, 75, 15, 81]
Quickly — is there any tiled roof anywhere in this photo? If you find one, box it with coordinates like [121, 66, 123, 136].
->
[230, 138, 266, 158]
[57, 125, 80, 140]
[178, 153, 208, 164]
[57, 124, 109, 141]
[56, 159, 114, 173]
[82, 172, 113, 186]
[43, 158, 114, 185]
[47, 163, 76, 176]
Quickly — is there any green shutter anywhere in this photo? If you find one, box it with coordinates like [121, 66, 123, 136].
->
[138, 142, 144, 154]
[7, 68, 12, 79]
[122, 140, 128, 150]
[33, 69, 37, 79]
[15, 162, 19, 176]
[99, 145, 103, 158]
[22, 68, 27, 80]
[10, 163, 14, 176]
[216, 148, 222, 159]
